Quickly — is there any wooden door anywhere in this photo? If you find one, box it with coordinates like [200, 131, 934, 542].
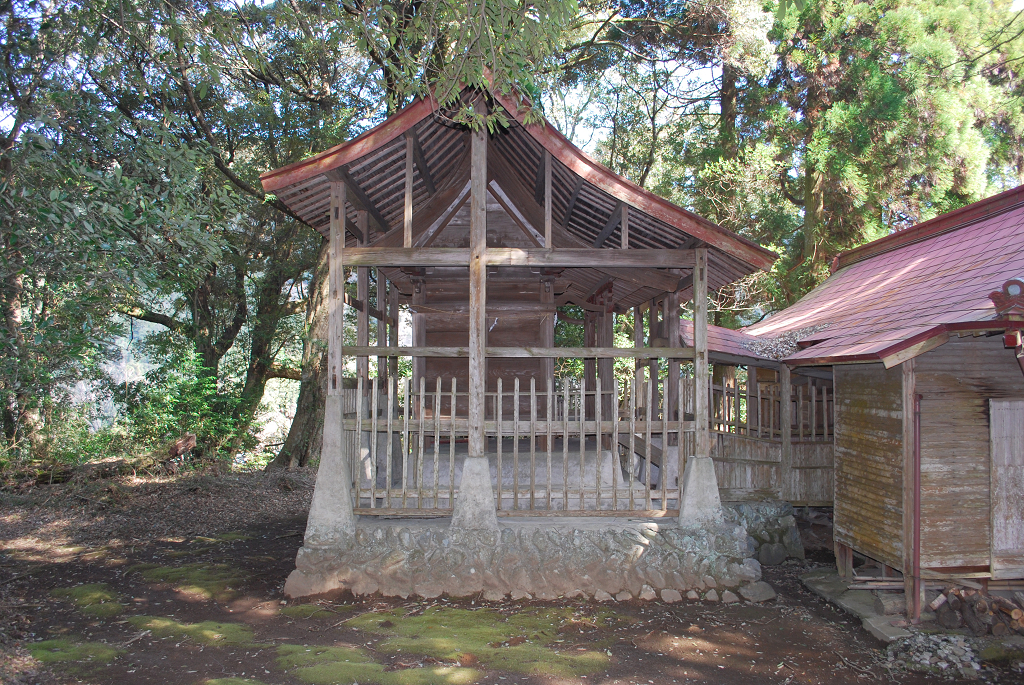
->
[991, 400, 1024, 579]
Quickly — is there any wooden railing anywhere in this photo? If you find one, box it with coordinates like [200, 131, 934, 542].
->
[711, 378, 833, 442]
[342, 374, 694, 516]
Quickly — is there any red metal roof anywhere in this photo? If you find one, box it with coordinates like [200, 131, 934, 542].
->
[743, 185, 1024, 366]
[679, 320, 768, 361]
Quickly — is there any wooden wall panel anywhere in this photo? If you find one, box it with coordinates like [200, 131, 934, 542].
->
[914, 336, 1024, 571]
[834, 364, 905, 569]
[710, 433, 833, 505]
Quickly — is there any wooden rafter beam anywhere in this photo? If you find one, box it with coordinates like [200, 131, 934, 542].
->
[406, 129, 436, 195]
[562, 176, 584, 230]
[593, 201, 624, 247]
[328, 167, 391, 234]
[341, 247, 696, 268]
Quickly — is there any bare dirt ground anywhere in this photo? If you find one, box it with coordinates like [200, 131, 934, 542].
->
[0, 470, 1003, 685]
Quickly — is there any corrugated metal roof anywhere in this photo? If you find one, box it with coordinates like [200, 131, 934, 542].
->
[743, 185, 1024, 365]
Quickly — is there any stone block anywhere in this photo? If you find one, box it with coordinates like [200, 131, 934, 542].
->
[739, 581, 777, 603]
[594, 590, 614, 602]
[703, 575, 717, 589]
[783, 524, 805, 560]
[759, 542, 787, 566]
[483, 590, 506, 602]
[510, 589, 532, 601]
[615, 591, 633, 602]
[450, 456, 498, 531]
[639, 585, 657, 601]
[661, 589, 683, 603]
[705, 589, 719, 602]
[686, 590, 699, 601]
[722, 590, 739, 604]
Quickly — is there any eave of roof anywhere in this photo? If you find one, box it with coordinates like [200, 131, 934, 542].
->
[259, 89, 777, 274]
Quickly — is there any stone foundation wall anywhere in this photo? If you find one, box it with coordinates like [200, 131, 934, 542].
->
[724, 501, 805, 566]
[285, 518, 775, 604]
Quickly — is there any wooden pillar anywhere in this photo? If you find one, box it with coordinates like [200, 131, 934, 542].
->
[542, 150, 552, 248]
[328, 181, 346, 395]
[467, 104, 488, 461]
[693, 247, 709, 458]
[388, 281, 398, 378]
[451, 99, 497, 530]
[902, 359, 921, 620]
[779, 363, 792, 500]
[633, 304, 644, 399]
[404, 135, 414, 248]
[597, 294, 614, 442]
[666, 291, 681, 426]
[584, 312, 597, 420]
[376, 272, 387, 382]
[647, 298, 660, 418]
[356, 210, 369, 387]
[540, 278, 555, 394]
[412, 280, 425, 388]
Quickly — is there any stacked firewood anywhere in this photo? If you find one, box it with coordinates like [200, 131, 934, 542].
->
[929, 588, 1024, 636]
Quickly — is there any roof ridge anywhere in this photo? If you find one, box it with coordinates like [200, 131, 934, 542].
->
[833, 184, 1024, 271]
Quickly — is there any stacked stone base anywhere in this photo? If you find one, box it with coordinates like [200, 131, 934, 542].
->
[285, 517, 774, 603]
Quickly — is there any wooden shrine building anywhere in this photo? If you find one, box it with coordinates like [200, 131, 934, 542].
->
[260, 89, 777, 528]
[726, 185, 1024, 618]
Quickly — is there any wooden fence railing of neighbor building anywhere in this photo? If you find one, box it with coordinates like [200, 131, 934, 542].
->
[339, 367, 836, 517]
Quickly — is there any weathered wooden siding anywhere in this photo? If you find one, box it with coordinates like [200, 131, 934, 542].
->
[710, 433, 833, 505]
[834, 364, 905, 569]
[914, 336, 1024, 571]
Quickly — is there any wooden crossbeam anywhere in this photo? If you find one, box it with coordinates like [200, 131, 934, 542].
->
[341, 247, 696, 268]
[406, 129, 435, 194]
[593, 201, 624, 248]
[340, 346, 695, 359]
[562, 176, 584, 230]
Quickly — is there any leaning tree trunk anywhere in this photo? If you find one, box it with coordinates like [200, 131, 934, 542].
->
[269, 237, 329, 469]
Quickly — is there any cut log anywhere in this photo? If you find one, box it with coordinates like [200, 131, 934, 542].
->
[875, 592, 907, 616]
[948, 594, 962, 611]
[928, 593, 948, 611]
[937, 604, 963, 629]
[992, 621, 1009, 637]
[963, 603, 989, 636]
[975, 599, 990, 615]
[1014, 591, 1024, 609]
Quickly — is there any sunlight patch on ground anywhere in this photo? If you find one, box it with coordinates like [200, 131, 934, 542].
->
[127, 616, 256, 646]
[277, 645, 480, 685]
[131, 562, 245, 601]
[27, 638, 122, 672]
[50, 583, 124, 618]
[346, 606, 616, 678]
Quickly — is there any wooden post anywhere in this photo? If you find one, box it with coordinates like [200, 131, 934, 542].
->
[388, 282, 398, 378]
[693, 248, 709, 458]
[377, 272, 387, 382]
[648, 299, 660, 420]
[780, 363, 792, 500]
[356, 210, 369, 387]
[543, 150, 552, 248]
[540, 278, 555, 443]
[584, 311, 597, 420]
[411, 280, 425, 389]
[620, 203, 629, 250]
[597, 293, 614, 447]
[633, 305, 644, 409]
[328, 181, 346, 395]
[404, 135, 414, 248]
[666, 291, 681, 427]
[450, 99, 497, 530]
[745, 367, 754, 436]
[902, 359, 920, 620]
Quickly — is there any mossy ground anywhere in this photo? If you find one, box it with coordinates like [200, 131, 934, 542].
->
[131, 562, 245, 601]
[27, 638, 122, 669]
[280, 602, 354, 619]
[127, 616, 256, 646]
[345, 605, 617, 678]
[276, 644, 479, 685]
[204, 680, 270, 685]
[49, 583, 124, 618]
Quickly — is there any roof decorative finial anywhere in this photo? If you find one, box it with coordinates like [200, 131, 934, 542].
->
[989, 279, 1024, 320]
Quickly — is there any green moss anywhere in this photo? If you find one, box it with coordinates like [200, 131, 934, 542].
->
[131, 562, 244, 601]
[345, 606, 613, 678]
[205, 679, 270, 685]
[979, 643, 1024, 664]
[127, 616, 255, 646]
[50, 583, 124, 618]
[277, 645, 480, 685]
[280, 603, 352, 620]
[28, 638, 121, 666]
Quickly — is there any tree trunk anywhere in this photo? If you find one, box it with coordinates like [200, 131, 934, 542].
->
[803, 162, 824, 262]
[720, 63, 738, 163]
[269, 237, 330, 469]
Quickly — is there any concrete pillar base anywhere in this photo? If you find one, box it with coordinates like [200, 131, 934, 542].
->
[678, 456, 722, 525]
[303, 394, 356, 546]
[450, 456, 498, 530]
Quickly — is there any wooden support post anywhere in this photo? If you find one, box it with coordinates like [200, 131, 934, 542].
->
[902, 359, 920, 620]
[376, 271, 387, 382]
[388, 282, 398, 378]
[451, 100, 497, 530]
[633, 305, 644, 404]
[648, 299, 660, 420]
[543, 150, 552, 248]
[693, 247, 709, 458]
[620, 203, 629, 250]
[540, 278, 555, 408]
[597, 293, 614, 447]
[584, 311, 597, 421]
[356, 210, 369, 387]
[328, 181, 346, 395]
[666, 291, 681, 428]
[780, 363, 793, 500]
[404, 135, 414, 248]
[745, 367, 754, 436]
[412, 280, 425, 388]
